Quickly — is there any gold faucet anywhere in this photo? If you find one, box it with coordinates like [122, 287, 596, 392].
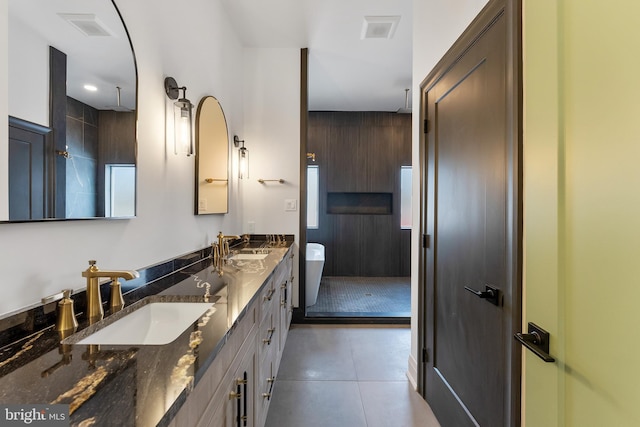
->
[212, 232, 249, 273]
[217, 231, 242, 258]
[82, 260, 139, 324]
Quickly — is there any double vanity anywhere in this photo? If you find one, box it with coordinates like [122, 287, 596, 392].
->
[4, 2, 294, 425]
[0, 236, 296, 427]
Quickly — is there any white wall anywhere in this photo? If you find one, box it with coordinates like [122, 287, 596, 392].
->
[242, 47, 301, 305]
[409, 0, 490, 387]
[0, 3, 7, 220]
[2, 0, 491, 354]
[0, 0, 246, 316]
[8, 12, 49, 126]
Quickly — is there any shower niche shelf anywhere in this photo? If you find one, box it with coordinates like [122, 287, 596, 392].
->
[327, 192, 392, 215]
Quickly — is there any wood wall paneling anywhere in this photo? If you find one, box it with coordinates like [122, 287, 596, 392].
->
[307, 111, 411, 277]
[97, 110, 136, 216]
[65, 97, 100, 218]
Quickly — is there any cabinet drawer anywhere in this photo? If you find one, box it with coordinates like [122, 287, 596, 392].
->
[278, 279, 292, 354]
[218, 303, 257, 389]
[255, 359, 275, 427]
[258, 312, 277, 359]
[259, 279, 277, 320]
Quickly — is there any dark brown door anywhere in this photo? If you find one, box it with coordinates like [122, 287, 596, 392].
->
[8, 117, 52, 220]
[421, 1, 521, 426]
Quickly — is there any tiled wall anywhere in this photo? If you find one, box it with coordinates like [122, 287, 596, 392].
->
[65, 97, 98, 218]
[306, 111, 411, 277]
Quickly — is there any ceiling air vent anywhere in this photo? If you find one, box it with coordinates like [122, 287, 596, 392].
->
[57, 13, 113, 37]
[361, 16, 401, 40]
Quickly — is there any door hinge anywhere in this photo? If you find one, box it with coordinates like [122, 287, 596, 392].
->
[424, 119, 430, 134]
[422, 348, 429, 363]
[422, 234, 430, 248]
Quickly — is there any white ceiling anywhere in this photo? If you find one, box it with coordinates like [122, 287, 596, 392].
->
[221, 0, 413, 112]
[9, 0, 412, 113]
[9, 0, 137, 111]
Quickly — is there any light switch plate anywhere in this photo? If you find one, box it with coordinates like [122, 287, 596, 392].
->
[199, 199, 207, 211]
[285, 199, 297, 212]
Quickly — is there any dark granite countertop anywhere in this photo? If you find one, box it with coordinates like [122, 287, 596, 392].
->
[0, 240, 294, 426]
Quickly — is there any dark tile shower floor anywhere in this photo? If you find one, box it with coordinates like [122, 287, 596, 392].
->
[306, 276, 411, 317]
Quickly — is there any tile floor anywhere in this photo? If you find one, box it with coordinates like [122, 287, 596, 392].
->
[265, 325, 441, 427]
[306, 277, 411, 317]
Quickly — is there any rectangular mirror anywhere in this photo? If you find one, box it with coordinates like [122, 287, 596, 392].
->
[3, 0, 137, 222]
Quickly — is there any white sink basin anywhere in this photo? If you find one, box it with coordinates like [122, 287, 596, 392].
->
[231, 253, 268, 260]
[76, 302, 215, 346]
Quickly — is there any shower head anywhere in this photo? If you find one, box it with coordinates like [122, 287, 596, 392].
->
[106, 86, 133, 112]
[396, 88, 412, 114]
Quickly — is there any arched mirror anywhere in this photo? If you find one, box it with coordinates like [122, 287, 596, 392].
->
[195, 96, 229, 214]
[2, 0, 137, 222]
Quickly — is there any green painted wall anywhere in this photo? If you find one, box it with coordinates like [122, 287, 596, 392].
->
[524, 1, 640, 426]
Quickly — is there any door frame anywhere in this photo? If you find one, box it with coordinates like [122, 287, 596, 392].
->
[416, 0, 523, 425]
[295, 48, 412, 325]
[296, 47, 309, 323]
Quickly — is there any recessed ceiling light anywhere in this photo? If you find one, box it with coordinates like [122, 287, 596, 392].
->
[361, 16, 401, 40]
[84, 85, 98, 92]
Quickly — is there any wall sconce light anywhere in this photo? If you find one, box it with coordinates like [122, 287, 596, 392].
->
[164, 77, 194, 156]
[234, 135, 249, 179]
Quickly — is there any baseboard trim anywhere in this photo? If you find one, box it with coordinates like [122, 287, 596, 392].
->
[407, 353, 419, 390]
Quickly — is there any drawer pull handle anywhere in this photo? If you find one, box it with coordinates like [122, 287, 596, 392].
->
[263, 376, 276, 400]
[263, 327, 276, 345]
[242, 371, 248, 427]
[264, 287, 276, 301]
[281, 282, 288, 308]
